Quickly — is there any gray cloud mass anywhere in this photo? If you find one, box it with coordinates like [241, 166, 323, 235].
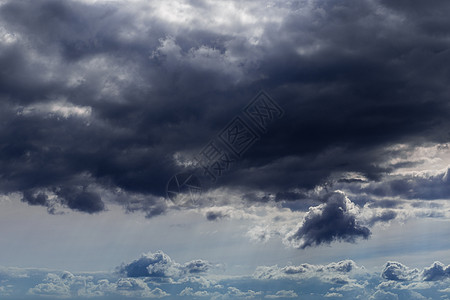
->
[0, 0, 450, 256]
[285, 191, 370, 249]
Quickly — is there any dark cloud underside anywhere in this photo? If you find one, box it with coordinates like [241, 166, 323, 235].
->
[0, 0, 450, 215]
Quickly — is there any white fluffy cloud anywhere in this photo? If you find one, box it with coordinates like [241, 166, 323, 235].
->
[265, 290, 298, 298]
[2, 258, 450, 299]
[253, 259, 362, 281]
[369, 290, 399, 300]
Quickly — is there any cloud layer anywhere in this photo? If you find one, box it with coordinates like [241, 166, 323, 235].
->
[1, 253, 450, 299]
[1, 0, 450, 220]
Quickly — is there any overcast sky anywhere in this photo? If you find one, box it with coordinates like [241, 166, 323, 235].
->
[1, 0, 450, 299]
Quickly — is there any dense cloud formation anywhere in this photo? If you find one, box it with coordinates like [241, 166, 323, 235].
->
[381, 261, 450, 282]
[285, 191, 370, 249]
[254, 259, 360, 280]
[1, 258, 450, 299]
[1, 0, 450, 218]
[118, 251, 210, 278]
[422, 262, 450, 281]
[1, 1, 450, 299]
[26, 271, 170, 298]
[369, 290, 399, 300]
[381, 262, 420, 281]
[334, 167, 450, 202]
[21, 187, 104, 214]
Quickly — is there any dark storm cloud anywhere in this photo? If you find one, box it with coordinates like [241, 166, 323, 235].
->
[21, 190, 48, 206]
[56, 187, 104, 213]
[21, 186, 104, 214]
[213, 0, 450, 193]
[0, 0, 185, 214]
[275, 191, 307, 202]
[1, 0, 450, 216]
[356, 169, 450, 200]
[285, 192, 370, 249]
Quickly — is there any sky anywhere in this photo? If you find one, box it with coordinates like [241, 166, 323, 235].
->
[1, 0, 450, 299]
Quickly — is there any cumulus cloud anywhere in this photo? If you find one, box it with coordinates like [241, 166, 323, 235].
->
[27, 271, 119, 298]
[183, 259, 211, 274]
[380, 261, 450, 285]
[284, 191, 370, 249]
[422, 262, 450, 281]
[226, 287, 262, 299]
[381, 262, 420, 281]
[115, 278, 169, 298]
[4, 259, 450, 299]
[118, 250, 210, 279]
[28, 273, 72, 297]
[179, 285, 264, 299]
[369, 290, 399, 300]
[253, 259, 361, 280]
[179, 287, 210, 297]
[265, 290, 298, 298]
[25, 270, 171, 299]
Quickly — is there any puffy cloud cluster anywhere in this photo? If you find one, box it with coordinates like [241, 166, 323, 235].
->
[265, 290, 298, 298]
[253, 259, 361, 281]
[2, 257, 450, 299]
[179, 286, 262, 299]
[369, 290, 399, 300]
[115, 278, 169, 298]
[381, 261, 450, 282]
[118, 250, 211, 279]
[422, 262, 450, 281]
[381, 262, 420, 281]
[27, 271, 168, 298]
